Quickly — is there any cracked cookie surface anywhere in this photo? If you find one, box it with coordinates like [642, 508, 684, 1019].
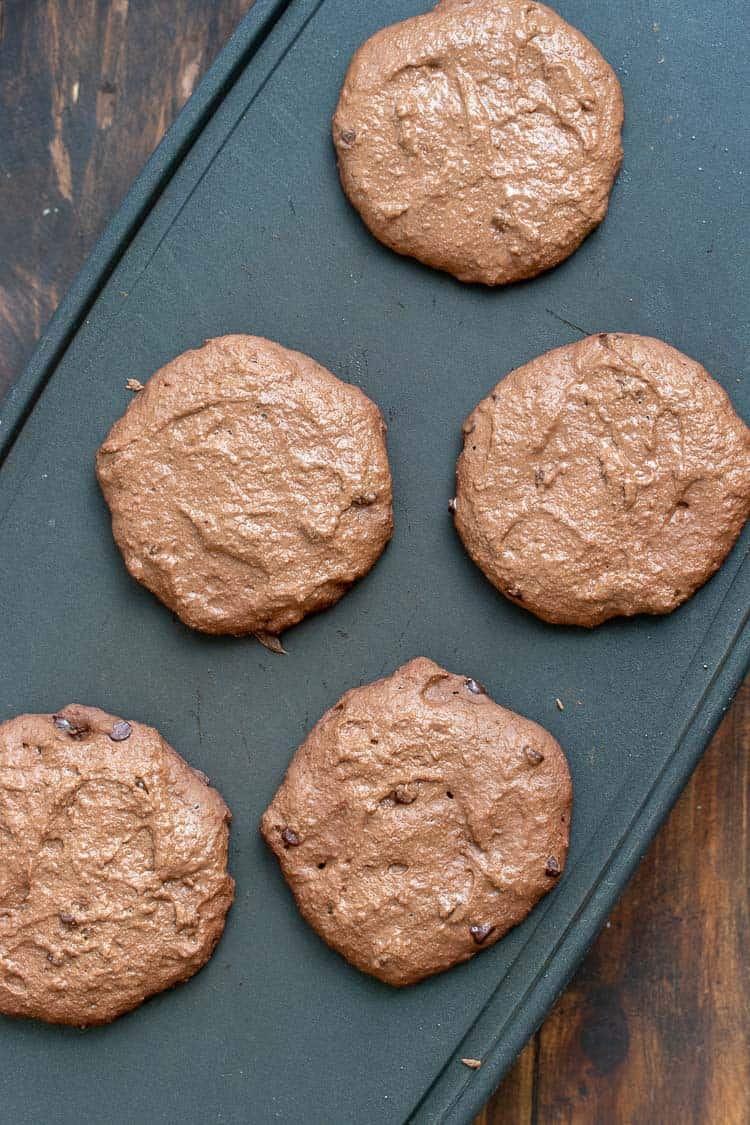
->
[97, 335, 393, 640]
[333, 0, 623, 285]
[260, 658, 571, 985]
[0, 705, 234, 1025]
[455, 334, 750, 626]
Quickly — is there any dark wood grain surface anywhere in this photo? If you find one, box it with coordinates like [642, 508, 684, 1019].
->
[0, 4, 747, 1122]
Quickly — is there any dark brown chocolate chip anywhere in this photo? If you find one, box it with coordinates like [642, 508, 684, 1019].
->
[545, 856, 561, 878]
[464, 678, 486, 696]
[525, 746, 545, 765]
[469, 923, 495, 945]
[59, 912, 76, 926]
[340, 128, 356, 146]
[134, 777, 149, 793]
[110, 720, 132, 742]
[53, 715, 89, 738]
[281, 827, 300, 847]
[448, 498, 457, 514]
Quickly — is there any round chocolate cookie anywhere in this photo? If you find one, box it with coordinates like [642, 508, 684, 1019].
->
[454, 334, 750, 627]
[96, 335, 393, 643]
[333, 0, 623, 285]
[261, 658, 571, 985]
[0, 705, 234, 1025]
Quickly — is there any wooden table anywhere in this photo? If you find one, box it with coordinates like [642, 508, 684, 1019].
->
[1, 4, 747, 1121]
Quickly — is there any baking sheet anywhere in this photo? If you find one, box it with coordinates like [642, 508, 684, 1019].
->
[1, 1, 748, 1121]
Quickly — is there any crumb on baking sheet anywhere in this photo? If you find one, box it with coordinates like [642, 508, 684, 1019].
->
[555, 697, 565, 711]
[126, 379, 144, 392]
[461, 1058, 482, 1069]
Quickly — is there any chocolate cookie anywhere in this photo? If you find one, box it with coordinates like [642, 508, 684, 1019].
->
[96, 335, 393, 644]
[333, 0, 623, 285]
[454, 334, 750, 627]
[261, 658, 571, 985]
[0, 705, 234, 1025]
